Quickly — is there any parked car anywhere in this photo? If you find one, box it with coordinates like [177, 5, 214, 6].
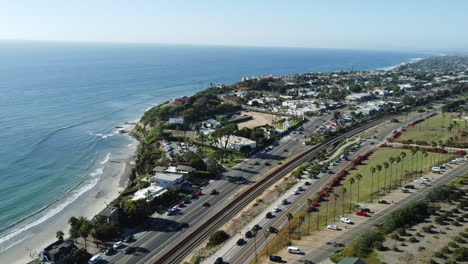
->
[166, 207, 179, 215]
[400, 188, 410, 193]
[361, 208, 371, 213]
[104, 247, 115, 255]
[88, 255, 102, 264]
[404, 184, 415, 189]
[113, 241, 124, 249]
[292, 190, 300, 195]
[340, 217, 352, 224]
[378, 200, 388, 204]
[265, 162, 271, 166]
[282, 199, 289, 205]
[269, 255, 283, 262]
[123, 235, 134, 243]
[252, 224, 262, 232]
[195, 190, 203, 196]
[304, 181, 311, 186]
[236, 238, 245, 246]
[287, 246, 302, 254]
[176, 202, 185, 208]
[356, 211, 368, 216]
[327, 225, 339, 230]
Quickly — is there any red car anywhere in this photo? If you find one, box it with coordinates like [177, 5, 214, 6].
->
[177, 202, 185, 208]
[195, 190, 202, 196]
[355, 211, 368, 216]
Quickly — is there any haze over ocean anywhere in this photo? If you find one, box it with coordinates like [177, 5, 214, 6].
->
[0, 41, 427, 247]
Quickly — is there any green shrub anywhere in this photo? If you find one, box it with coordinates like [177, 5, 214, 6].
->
[418, 246, 425, 251]
[456, 216, 464, 222]
[207, 230, 230, 247]
[397, 228, 407, 236]
[391, 234, 400, 240]
[433, 251, 445, 259]
[448, 242, 459, 248]
[416, 232, 423, 237]
[409, 237, 419, 243]
[441, 246, 452, 254]
[453, 236, 465, 243]
[451, 247, 468, 261]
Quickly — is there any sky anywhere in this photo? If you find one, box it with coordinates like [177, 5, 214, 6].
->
[1, 0, 467, 52]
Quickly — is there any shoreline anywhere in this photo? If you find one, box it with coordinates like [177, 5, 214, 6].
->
[0, 137, 138, 264]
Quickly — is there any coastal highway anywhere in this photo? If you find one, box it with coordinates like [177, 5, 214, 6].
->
[218, 110, 436, 264]
[102, 115, 329, 264]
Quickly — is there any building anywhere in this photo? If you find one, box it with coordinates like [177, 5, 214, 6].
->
[132, 184, 167, 201]
[202, 118, 221, 128]
[337, 258, 367, 264]
[40, 240, 77, 264]
[151, 172, 185, 190]
[168, 117, 184, 124]
[345, 92, 373, 102]
[218, 135, 256, 152]
[94, 206, 120, 225]
[169, 97, 189, 106]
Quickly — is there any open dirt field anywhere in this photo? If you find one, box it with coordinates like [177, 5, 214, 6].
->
[237, 111, 277, 129]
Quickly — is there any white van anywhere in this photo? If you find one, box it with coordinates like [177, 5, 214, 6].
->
[287, 246, 302, 254]
[88, 255, 102, 264]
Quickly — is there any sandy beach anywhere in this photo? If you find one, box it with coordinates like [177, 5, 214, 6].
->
[0, 138, 137, 264]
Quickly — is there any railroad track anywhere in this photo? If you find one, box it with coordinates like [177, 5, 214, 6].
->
[151, 113, 396, 264]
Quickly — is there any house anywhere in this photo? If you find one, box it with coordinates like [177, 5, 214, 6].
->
[169, 97, 189, 106]
[202, 118, 221, 128]
[40, 240, 77, 264]
[218, 135, 256, 152]
[168, 117, 184, 124]
[236, 90, 249, 98]
[152, 172, 185, 190]
[95, 206, 120, 225]
[132, 184, 167, 201]
[345, 92, 373, 102]
[337, 258, 367, 264]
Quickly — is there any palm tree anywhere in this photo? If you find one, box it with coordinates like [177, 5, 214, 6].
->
[307, 198, 313, 235]
[376, 164, 382, 196]
[411, 148, 418, 179]
[286, 213, 293, 244]
[355, 174, 363, 204]
[383, 162, 389, 193]
[341, 187, 347, 215]
[395, 156, 402, 188]
[298, 215, 305, 238]
[333, 193, 339, 221]
[370, 167, 376, 202]
[349, 177, 355, 212]
[431, 141, 438, 166]
[263, 230, 271, 255]
[324, 198, 329, 225]
[400, 151, 407, 182]
[389, 157, 396, 189]
[56, 230, 64, 241]
[422, 151, 428, 174]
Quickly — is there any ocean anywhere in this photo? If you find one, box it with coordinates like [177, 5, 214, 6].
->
[0, 41, 428, 251]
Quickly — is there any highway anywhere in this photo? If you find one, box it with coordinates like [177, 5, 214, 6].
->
[219, 110, 438, 264]
[101, 115, 328, 264]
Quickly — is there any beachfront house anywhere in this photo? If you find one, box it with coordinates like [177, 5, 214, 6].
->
[40, 240, 77, 264]
[94, 206, 120, 225]
[151, 172, 185, 190]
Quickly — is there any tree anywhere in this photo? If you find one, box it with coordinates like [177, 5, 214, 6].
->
[411, 148, 418, 178]
[395, 156, 402, 187]
[263, 230, 271, 255]
[286, 213, 293, 244]
[298, 215, 305, 238]
[383, 162, 390, 193]
[355, 174, 363, 204]
[400, 152, 407, 182]
[208, 230, 230, 247]
[376, 164, 382, 196]
[333, 111, 342, 120]
[370, 167, 376, 202]
[56, 230, 64, 241]
[349, 177, 355, 212]
[307, 198, 312, 235]
[389, 157, 396, 189]
[333, 193, 339, 221]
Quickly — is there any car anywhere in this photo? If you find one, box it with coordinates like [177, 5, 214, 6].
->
[273, 207, 282, 213]
[88, 255, 102, 264]
[292, 191, 300, 195]
[265, 162, 271, 166]
[104, 247, 115, 256]
[400, 188, 410, 193]
[282, 199, 288, 205]
[178, 222, 189, 229]
[297, 186, 304, 191]
[327, 225, 339, 230]
[214, 257, 224, 264]
[269, 255, 283, 262]
[288, 246, 302, 254]
[183, 199, 191, 204]
[356, 211, 368, 216]
[265, 212, 274, 218]
[176, 202, 185, 208]
[361, 208, 371, 213]
[195, 190, 203, 196]
[252, 161, 260, 165]
[378, 200, 388, 204]
[123, 235, 134, 243]
[245, 230, 253, 238]
[304, 181, 311, 186]
[421, 177, 430, 181]
[404, 184, 415, 189]
[202, 202, 210, 207]
[123, 247, 134, 254]
[340, 217, 352, 224]
[113, 241, 124, 249]
[236, 238, 245, 246]
[268, 226, 278, 233]
[210, 189, 219, 195]
[252, 224, 262, 232]
[166, 207, 179, 215]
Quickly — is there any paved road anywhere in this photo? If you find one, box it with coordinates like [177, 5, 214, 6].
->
[297, 162, 468, 264]
[101, 115, 329, 264]
[223, 110, 438, 264]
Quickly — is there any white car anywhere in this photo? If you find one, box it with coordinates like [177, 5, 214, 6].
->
[273, 207, 282, 213]
[327, 225, 339, 230]
[113, 241, 124, 249]
[340, 217, 352, 224]
[292, 191, 300, 195]
[421, 177, 430, 181]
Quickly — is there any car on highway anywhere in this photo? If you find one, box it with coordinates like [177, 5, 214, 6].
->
[400, 188, 410, 193]
[214, 257, 224, 264]
[304, 181, 311, 186]
[327, 225, 339, 230]
[202, 202, 210, 207]
[166, 207, 179, 215]
[356, 211, 368, 216]
[340, 217, 352, 224]
[269, 255, 283, 262]
[113, 241, 124, 249]
[104, 247, 115, 256]
[124, 235, 134, 243]
[237, 238, 245, 246]
[273, 207, 281, 213]
[282, 199, 289, 205]
[245, 230, 253, 238]
[268, 226, 278, 233]
[265, 212, 274, 218]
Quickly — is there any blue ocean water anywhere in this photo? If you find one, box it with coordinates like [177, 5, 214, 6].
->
[0, 41, 428, 242]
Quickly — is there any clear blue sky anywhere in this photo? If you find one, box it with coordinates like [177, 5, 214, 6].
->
[1, 0, 467, 51]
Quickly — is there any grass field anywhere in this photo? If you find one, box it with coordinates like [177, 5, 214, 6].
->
[397, 113, 468, 145]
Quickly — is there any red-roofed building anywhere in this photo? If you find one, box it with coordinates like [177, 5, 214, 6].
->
[169, 97, 190, 106]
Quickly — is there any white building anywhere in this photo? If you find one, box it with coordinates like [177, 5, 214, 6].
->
[168, 117, 184, 124]
[152, 172, 185, 189]
[218, 135, 256, 152]
[132, 185, 167, 201]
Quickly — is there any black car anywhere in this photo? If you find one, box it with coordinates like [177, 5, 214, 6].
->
[105, 247, 115, 255]
[236, 238, 245, 246]
[378, 200, 388, 204]
[361, 208, 371, 213]
[245, 230, 253, 238]
[124, 235, 134, 243]
[404, 184, 415, 189]
[304, 181, 311, 186]
[214, 257, 224, 264]
[210, 189, 219, 195]
[252, 224, 262, 231]
[265, 212, 273, 218]
[203, 202, 211, 207]
[269, 255, 282, 262]
[282, 199, 288, 205]
[265, 162, 271, 166]
[268, 226, 278, 233]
